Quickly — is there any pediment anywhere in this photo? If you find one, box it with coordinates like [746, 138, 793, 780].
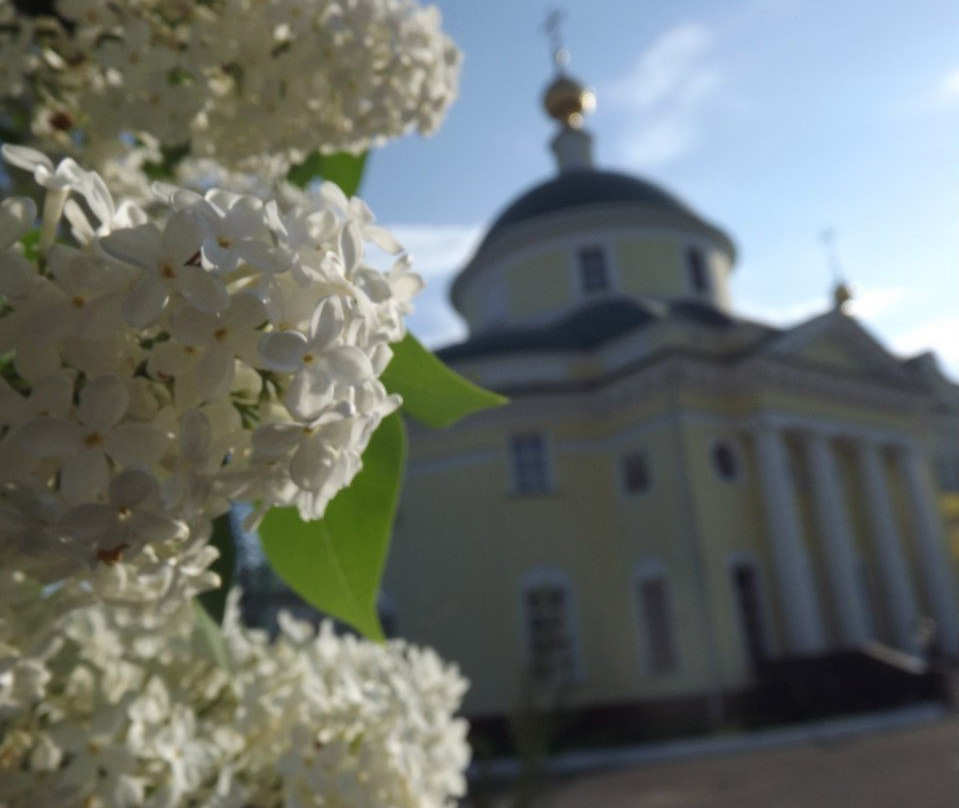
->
[757, 309, 918, 383]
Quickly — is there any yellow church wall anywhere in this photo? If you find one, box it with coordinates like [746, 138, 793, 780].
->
[614, 238, 683, 298]
[612, 420, 733, 699]
[391, 370, 955, 719]
[505, 250, 572, 320]
[675, 421, 783, 688]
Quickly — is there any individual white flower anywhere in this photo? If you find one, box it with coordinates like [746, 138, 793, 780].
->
[0, 486, 87, 583]
[260, 296, 376, 421]
[17, 373, 169, 504]
[60, 469, 188, 567]
[99, 209, 228, 326]
[168, 293, 267, 402]
[1, 145, 90, 250]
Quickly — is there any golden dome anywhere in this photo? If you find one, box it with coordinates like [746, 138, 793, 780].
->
[543, 74, 596, 128]
[833, 281, 854, 312]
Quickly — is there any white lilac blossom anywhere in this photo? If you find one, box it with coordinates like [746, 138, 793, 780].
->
[0, 584, 470, 808]
[0, 0, 461, 177]
[0, 144, 471, 807]
[0, 144, 419, 581]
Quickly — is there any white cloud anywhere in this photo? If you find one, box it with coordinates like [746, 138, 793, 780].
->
[604, 23, 725, 168]
[385, 224, 483, 280]
[844, 286, 909, 319]
[377, 223, 481, 349]
[736, 285, 909, 326]
[889, 316, 959, 375]
[735, 295, 828, 326]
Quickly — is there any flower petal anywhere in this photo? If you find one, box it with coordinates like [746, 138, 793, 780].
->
[170, 305, 217, 346]
[285, 369, 334, 422]
[79, 374, 128, 431]
[61, 450, 109, 504]
[324, 345, 374, 385]
[258, 331, 307, 372]
[105, 424, 169, 467]
[177, 264, 229, 313]
[290, 434, 334, 491]
[195, 344, 234, 401]
[109, 469, 159, 508]
[123, 274, 170, 327]
[17, 416, 82, 457]
[0, 197, 38, 249]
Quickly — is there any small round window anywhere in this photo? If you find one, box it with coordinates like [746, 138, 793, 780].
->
[712, 442, 739, 480]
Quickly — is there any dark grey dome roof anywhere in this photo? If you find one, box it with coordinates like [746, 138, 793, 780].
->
[478, 168, 726, 249]
[451, 167, 737, 311]
[488, 169, 692, 235]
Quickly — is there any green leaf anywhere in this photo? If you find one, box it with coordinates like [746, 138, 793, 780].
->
[287, 150, 368, 196]
[381, 333, 508, 428]
[192, 600, 232, 671]
[20, 228, 40, 263]
[197, 512, 236, 625]
[142, 142, 191, 181]
[258, 412, 406, 641]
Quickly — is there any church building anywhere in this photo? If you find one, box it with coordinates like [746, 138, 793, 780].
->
[382, 56, 959, 740]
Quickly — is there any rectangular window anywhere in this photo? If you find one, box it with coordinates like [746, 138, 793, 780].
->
[578, 245, 609, 294]
[525, 584, 575, 683]
[622, 452, 652, 494]
[687, 248, 710, 293]
[510, 433, 551, 494]
[639, 578, 678, 675]
[731, 564, 767, 669]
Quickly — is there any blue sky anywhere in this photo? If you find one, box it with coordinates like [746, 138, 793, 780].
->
[362, 0, 959, 375]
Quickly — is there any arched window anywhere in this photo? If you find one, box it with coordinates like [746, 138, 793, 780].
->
[728, 557, 769, 670]
[634, 561, 679, 676]
[577, 244, 610, 294]
[621, 450, 652, 494]
[521, 568, 581, 684]
[687, 247, 710, 294]
[712, 440, 740, 481]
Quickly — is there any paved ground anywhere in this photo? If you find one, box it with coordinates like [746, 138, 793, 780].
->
[474, 717, 959, 807]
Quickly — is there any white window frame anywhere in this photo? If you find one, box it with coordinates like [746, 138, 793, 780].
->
[566, 236, 620, 303]
[576, 244, 611, 294]
[519, 567, 584, 685]
[686, 244, 712, 295]
[633, 560, 681, 677]
[508, 431, 554, 495]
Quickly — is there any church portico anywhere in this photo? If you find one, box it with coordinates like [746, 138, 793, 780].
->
[855, 441, 923, 654]
[802, 431, 876, 647]
[754, 425, 828, 655]
[897, 445, 959, 657]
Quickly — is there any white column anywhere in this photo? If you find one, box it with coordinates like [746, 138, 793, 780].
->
[855, 442, 921, 654]
[803, 433, 874, 646]
[754, 428, 827, 654]
[898, 446, 959, 658]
